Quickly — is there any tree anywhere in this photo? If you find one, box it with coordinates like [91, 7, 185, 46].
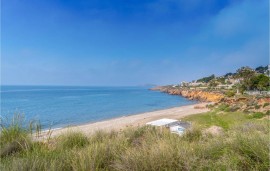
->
[216, 77, 225, 84]
[250, 74, 270, 91]
[208, 79, 218, 87]
[255, 66, 268, 74]
[197, 74, 215, 83]
[236, 66, 255, 78]
[257, 77, 269, 91]
[236, 66, 256, 91]
[224, 72, 234, 78]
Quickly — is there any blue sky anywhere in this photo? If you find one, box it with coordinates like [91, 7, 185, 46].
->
[1, 0, 269, 86]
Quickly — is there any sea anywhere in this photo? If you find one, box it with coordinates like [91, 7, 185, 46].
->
[1, 86, 196, 129]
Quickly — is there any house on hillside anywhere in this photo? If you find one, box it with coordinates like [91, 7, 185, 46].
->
[265, 65, 270, 76]
[181, 81, 206, 87]
[189, 81, 204, 87]
[180, 81, 189, 87]
[225, 78, 240, 85]
[216, 84, 233, 89]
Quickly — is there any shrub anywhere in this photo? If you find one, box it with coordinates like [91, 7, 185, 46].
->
[247, 101, 257, 107]
[183, 127, 202, 142]
[228, 105, 240, 112]
[248, 112, 265, 119]
[243, 109, 250, 113]
[229, 133, 269, 170]
[56, 132, 89, 149]
[218, 104, 229, 111]
[255, 105, 261, 109]
[0, 115, 33, 158]
[263, 103, 269, 108]
[225, 90, 236, 97]
[206, 104, 215, 109]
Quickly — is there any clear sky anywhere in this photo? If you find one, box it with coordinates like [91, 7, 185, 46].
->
[1, 0, 269, 86]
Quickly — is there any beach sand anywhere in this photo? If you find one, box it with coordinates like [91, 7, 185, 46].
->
[40, 103, 210, 139]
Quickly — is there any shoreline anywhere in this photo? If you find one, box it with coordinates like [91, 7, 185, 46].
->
[39, 102, 210, 139]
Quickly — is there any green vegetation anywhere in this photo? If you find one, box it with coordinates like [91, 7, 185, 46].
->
[224, 72, 234, 78]
[249, 74, 270, 91]
[182, 107, 268, 130]
[255, 66, 268, 74]
[1, 112, 269, 171]
[263, 103, 269, 108]
[225, 90, 236, 97]
[0, 115, 33, 158]
[197, 74, 215, 83]
[235, 66, 270, 91]
[216, 77, 226, 84]
[194, 65, 269, 92]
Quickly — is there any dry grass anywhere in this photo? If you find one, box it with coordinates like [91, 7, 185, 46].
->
[1, 112, 269, 171]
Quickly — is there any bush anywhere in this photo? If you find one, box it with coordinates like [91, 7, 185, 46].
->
[0, 115, 33, 158]
[228, 105, 240, 112]
[255, 105, 261, 109]
[218, 104, 230, 111]
[248, 112, 265, 119]
[225, 90, 236, 97]
[206, 104, 215, 109]
[183, 127, 202, 142]
[56, 132, 89, 149]
[263, 103, 269, 108]
[247, 101, 257, 107]
[243, 109, 250, 113]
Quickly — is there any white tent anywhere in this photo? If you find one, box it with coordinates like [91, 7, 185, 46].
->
[146, 118, 178, 127]
[170, 125, 186, 135]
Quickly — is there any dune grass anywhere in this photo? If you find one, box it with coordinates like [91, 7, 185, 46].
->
[1, 111, 269, 171]
[182, 105, 269, 130]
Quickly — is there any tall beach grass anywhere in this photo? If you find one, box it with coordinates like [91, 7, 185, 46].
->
[0, 112, 269, 171]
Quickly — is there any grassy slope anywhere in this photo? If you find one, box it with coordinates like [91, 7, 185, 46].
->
[183, 104, 269, 129]
[182, 110, 253, 130]
[1, 110, 269, 171]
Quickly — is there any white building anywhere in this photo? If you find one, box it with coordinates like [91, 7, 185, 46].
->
[146, 118, 191, 135]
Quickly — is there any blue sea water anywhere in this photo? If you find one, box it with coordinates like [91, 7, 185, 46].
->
[1, 86, 196, 129]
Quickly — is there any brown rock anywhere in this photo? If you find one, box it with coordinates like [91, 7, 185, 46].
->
[203, 126, 224, 136]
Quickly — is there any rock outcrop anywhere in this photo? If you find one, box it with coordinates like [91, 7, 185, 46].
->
[151, 86, 224, 103]
[203, 126, 224, 136]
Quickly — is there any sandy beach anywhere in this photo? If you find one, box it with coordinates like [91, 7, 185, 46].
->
[40, 103, 210, 139]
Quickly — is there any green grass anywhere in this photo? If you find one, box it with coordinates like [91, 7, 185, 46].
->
[182, 105, 270, 130]
[182, 110, 251, 130]
[1, 112, 269, 171]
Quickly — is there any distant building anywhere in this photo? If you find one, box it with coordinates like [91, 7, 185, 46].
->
[225, 78, 240, 85]
[189, 81, 203, 87]
[180, 81, 189, 87]
[180, 80, 207, 88]
[216, 84, 233, 89]
[265, 65, 270, 76]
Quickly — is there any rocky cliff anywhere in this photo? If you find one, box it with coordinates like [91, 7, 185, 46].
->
[151, 86, 224, 103]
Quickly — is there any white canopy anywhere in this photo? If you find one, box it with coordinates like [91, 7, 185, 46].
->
[146, 118, 178, 127]
[170, 125, 186, 135]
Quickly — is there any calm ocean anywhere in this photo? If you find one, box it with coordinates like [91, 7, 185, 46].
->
[1, 86, 196, 129]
